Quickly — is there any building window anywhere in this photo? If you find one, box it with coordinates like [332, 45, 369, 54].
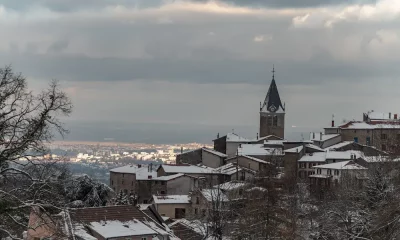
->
[334, 170, 339, 176]
[122, 173, 125, 178]
[299, 163, 305, 168]
[354, 130, 357, 133]
[366, 137, 371, 146]
[160, 191, 166, 195]
[195, 208, 198, 214]
[354, 137, 358, 143]
[161, 182, 166, 185]
[122, 180, 124, 185]
[196, 197, 200, 204]
[273, 115, 278, 126]
[143, 200, 148, 204]
[309, 163, 313, 169]
[317, 169, 321, 174]
[111, 180, 114, 186]
[382, 134, 388, 140]
[327, 169, 332, 175]
[141, 238, 147, 240]
[155, 181, 158, 185]
[382, 144, 387, 151]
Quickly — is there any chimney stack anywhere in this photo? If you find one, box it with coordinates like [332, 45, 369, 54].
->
[395, 114, 398, 120]
[332, 120, 334, 127]
[320, 132, 323, 141]
[256, 133, 259, 140]
[313, 132, 315, 139]
[389, 112, 392, 119]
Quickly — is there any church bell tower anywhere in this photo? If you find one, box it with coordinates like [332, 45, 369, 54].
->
[259, 67, 285, 139]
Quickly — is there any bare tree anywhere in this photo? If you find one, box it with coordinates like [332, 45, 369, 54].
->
[0, 66, 72, 239]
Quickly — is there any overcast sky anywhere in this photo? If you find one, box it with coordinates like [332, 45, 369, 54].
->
[1, 0, 400, 143]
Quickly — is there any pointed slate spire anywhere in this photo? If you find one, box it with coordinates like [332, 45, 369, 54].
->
[260, 66, 285, 113]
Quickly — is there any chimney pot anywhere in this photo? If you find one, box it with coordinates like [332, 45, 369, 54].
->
[313, 132, 315, 139]
[332, 120, 334, 127]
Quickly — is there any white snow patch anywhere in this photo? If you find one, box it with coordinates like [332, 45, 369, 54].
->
[153, 195, 190, 204]
[89, 220, 157, 238]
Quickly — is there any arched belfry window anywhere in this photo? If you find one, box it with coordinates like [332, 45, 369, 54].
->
[273, 115, 278, 126]
[267, 116, 273, 126]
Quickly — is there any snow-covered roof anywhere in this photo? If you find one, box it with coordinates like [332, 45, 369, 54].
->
[201, 189, 229, 202]
[264, 140, 287, 145]
[74, 224, 97, 240]
[169, 219, 208, 237]
[178, 147, 227, 158]
[298, 152, 326, 162]
[226, 133, 250, 142]
[160, 165, 216, 174]
[313, 161, 367, 170]
[202, 148, 228, 158]
[284, 146, 303, 153]
[310, 133, 340, 142]
[340, 121, 400, 129]
[213, 181, 246, 191]
[326, 150, 363, 160]
[153, 195, 190, 204]
[305, 144, 324, 152]
[110, 165, 158, 180]
[153, 173, 185, 181]
[363, 156, 400, 163]
[214, 163, 240, 175]
[325, 141, 354, 150]
[249, 135, 283, 142]
[366, 112, 393, 121]
[238, 144, 282, 156]
[89, 220, 157, 238]
[299, 150, 363, 163]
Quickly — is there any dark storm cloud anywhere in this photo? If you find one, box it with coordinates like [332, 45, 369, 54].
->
[1, 52, 398, 86]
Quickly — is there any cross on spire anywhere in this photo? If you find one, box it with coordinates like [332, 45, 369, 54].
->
[272, 65, 275, 80]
